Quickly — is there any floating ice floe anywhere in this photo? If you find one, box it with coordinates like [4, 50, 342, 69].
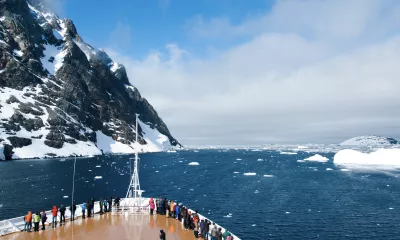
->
[257, 159, 263, 161]
[188, 162, 200, 166]
[155, 171, 159, 173]
[94, 176, 103, 179]
[243, 172, 256, 176]
[334, 149, 400, 166]
[297, 160, 306, 163]
[236, 158, 242, 161]
[95, 165, 101, 168]
[340, 169, 351, 172]
[251, 224, 256, 227]
[285, 212, 291, 214]
[263, 174, 274, 178]
[304, 154, 329, 162]
[280, 152, 297, 155]
[63, 196, 68, 198]
[233, 172, 240, 174]
[88, 170, 92, 172]
[326, 168, 333, 171]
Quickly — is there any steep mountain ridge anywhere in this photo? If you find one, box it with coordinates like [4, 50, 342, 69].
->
[0, 0, 180, 160]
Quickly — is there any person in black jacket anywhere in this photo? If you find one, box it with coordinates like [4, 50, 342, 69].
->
[59, 204, 66, 225]
[70, 202, 77, 220]
[41, 210, 47, 230]
[108, 197, 112, 212]
[160, 229, 166, 240]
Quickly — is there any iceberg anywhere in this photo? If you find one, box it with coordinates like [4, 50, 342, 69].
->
[243, 172, 256, 176]
[188, 162, 200, 166]
[304, 154, 329, 162]
[334, 149, 400, 166]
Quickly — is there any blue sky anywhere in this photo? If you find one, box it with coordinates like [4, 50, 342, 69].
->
[61, 0, 275, 58]
[50, 0, 400, 145]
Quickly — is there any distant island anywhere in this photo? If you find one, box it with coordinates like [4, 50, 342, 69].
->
[340, 136, 399, 146]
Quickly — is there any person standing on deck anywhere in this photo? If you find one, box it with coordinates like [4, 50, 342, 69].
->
[166, 200, 170, 218]
[41, 210, 47, 230]
[87, 200, 92, 217]
[51, 206, 58, 228]
[170, 201, 175, 218]
[199, 219, 205, 238]
[156, 198, 160, 214]
[204, 220, 211, 240]
[33, 212, 40, 232]
[90, 197, 95, 216]
[59, 204, 66, 225]
[108, 197, 112, 212]
[149, 198, 155, 215]
[24, 211, 32, 232]
[159, 229, 166, 240]
[222, 229, 232, 240]
[217, 228, 223, 240]
[115, 196, 121, 208]
[210, 223, 218, 240]
[193, 216, 200, 238]
[159, 198, 164, 215]
[103, 198, 108, 212]
[175, 204, 180, 220]
[81, 202, 86, 219]
[71, 202, 77, 220]
[100, 198, 104, 214]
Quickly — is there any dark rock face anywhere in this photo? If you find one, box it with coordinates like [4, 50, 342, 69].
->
[0, 0, 181, 159]
[7, 136, 32, 148]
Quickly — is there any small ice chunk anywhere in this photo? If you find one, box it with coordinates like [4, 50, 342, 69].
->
[297, 160, 306, 163]
[88, 170, 92, 172]
[340, 169, 351, 172]
[304, 154, 329, 162]
[326, 168, 333, 171]
[233, 172, 240, 174]
[286, 212, 290, 214]
[389, 207, 394, 210]
[254, 190, 260, 194]
[155, 170, 159, 172]
[251, 224, 256, 227]
[188, 162, 200, 166]
[244, 172, 256, 176]
[63, 196, 68, 198]
[94, 176, 103, 179]
[236, 158, 242, 161]
[263, 174, 274, 178]
[280, 152, 297, 155]
[257, 159, 263, 161]
[95, 165, 101, 168]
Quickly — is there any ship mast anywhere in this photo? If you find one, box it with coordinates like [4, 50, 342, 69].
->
[125, 114, 142, 204]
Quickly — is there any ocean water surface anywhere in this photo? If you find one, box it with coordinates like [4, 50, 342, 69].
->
[1, 149, 400, 239]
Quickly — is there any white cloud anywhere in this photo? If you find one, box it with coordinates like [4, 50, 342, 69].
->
[107, 0, 400, 145]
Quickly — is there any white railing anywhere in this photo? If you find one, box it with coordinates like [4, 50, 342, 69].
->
[0, 198, 240, 239]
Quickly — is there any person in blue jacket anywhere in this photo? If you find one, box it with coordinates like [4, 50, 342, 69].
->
[81, 202, 86, 219]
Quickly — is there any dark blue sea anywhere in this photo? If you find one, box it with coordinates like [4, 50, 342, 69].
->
[1, 149, 400, 239]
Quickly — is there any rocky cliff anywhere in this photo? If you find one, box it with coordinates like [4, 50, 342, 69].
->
[0, 0, 180, 160]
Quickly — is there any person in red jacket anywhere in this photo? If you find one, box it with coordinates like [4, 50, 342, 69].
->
[149, 198, 155, 215]
[51, 206, 58, 228]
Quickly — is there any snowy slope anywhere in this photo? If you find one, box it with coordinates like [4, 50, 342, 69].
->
[340, 136, 399, 146]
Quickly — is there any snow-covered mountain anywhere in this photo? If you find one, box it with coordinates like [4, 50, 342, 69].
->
[0, 0, 181, 160]
[340, 136, 399, 146]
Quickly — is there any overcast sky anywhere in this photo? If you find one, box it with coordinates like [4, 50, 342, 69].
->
[59, 0, 400, 145]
